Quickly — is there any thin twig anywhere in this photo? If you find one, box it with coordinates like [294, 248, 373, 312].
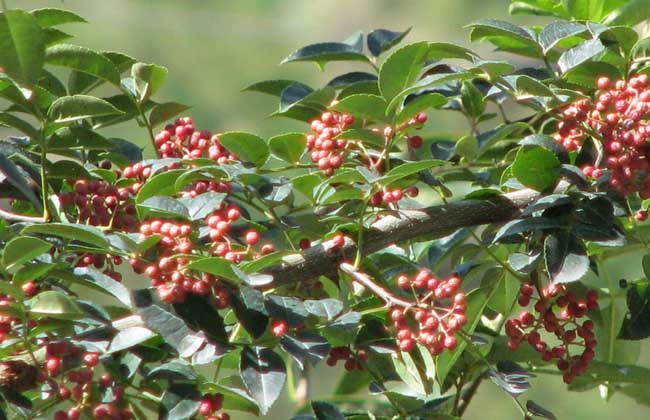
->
[0, 207, 46, 223]
[340, 263, 412, 308]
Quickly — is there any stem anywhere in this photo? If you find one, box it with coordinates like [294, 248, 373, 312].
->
[0, 208, 45, 223]
[340, 263, 412, 307]
[457, 374, 484, 417]
[469, 230, 528, 282]
[136, 102, 159, 157]
[38, 128, 50, 221]
[598, 256, 617, 364]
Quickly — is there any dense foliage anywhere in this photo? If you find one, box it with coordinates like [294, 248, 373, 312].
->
[1, 0, 650, 419]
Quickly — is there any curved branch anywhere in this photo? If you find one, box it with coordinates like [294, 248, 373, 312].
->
[0, 207, 46, 223]
[261, 185, 557, 289]
[340, 262, 412, 308]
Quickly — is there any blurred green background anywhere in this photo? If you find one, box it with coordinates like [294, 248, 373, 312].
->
[5, 0, 650, 418]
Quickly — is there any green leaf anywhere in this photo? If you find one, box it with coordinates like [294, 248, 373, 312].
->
[455, 135, 479, 160]
[1, 236, 51, 271]
[603, 0, 650, 26]
[378, 159, 445, 185]
[619, 281, 650, 340]
[544, 232, 589, 283]
[159, 383, 201, 420]
[45, 44, 120, 85]
[135, 169, 185, 203]
[137, 196, 190, 220]
[509, 0, 569, 17]
[563, 0, 607, 20]
[493, 217, 565, 242]
[181, 191, 227, 221]
[0, 111, 40, 138]
[564, 61, 621, 88]
[539, 21, 587, 53]
[512, 146, 561, 191]
[0, 10, 45, 84]
[304, 299, 344, 319]
[468, 19, 541, 57]
[321, 311, 361, 346]
[460, 80, 484, 118]
[367, 28, 411, 57]
[519, 134, 569, 163]
[488, 271, 521, 315]
[268, 132, 306, 163]
[0, 153, 42, 210]
[280, 332, 330, 370]
[147, 361, 198, 382]
[132, 62, 168, 102]
[427, 42, 478, 61]
[243, 79, 308, 97]
[331, 94, 388, 121]
[149, 102, 191, 128]
[47, 94, 123, 123]
[632, 37, 650, 59]
[396, 93, 447, 124]
[185, 257, 238, 282]
[281, 41, 369, 69]
[386, 71, 474, 113]
[31, 8, 86, 28]
[240, 346, 286, 415]
[71, 267, 132, 307]
[336, 128, 385, 147]
[558, 38, 606, 74]
[22, 223, 110, 249]
[219, 132, 269, 167]
[109, 326, 156, 353]
[378, 42, 428, 103]
[29, 290, 83, 319]
[312, 400, 345, 420]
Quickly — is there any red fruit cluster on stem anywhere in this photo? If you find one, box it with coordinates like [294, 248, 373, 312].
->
[554, 74, 650, 196]
[391, 270, 466, 355]
[326, 346, 368, 371]
[155, 117, 236, 161]
[505, 283, 599, 384]
[306, 105, 355, 177]
[59, 179, 137, 231]
[198, 393, 228, 419]
[43, 343, 133, 419]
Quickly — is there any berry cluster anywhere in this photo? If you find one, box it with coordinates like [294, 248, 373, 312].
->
[198, 393, 229, 420]
[390, 270, 467, 355]
[505, 283, 599, 384]
[0, 294, 17, 343]
[554, 75, 650, 196]
[60, 179, 137, 231]
[326, 346, 368, 371]
[306, 106, 354, 176]
[72, 253, 123, 282]
[44, 342, 133, 420]
[370, 186, 419, 206]
[155, 117, 236, 162]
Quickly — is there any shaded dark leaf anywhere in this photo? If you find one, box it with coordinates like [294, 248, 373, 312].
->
[280, 332, 330, 369]
[367, 28, 411, 57]
[240, 346, 286, 415]
[619, 281, 650, 340]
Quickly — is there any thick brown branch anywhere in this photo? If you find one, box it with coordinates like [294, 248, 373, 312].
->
[260, 185, 558, 289]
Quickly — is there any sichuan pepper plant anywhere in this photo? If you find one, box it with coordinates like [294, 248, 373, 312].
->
[1, 1, 650, 419]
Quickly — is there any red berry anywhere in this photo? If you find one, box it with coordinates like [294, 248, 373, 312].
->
[271, 320, 288, 337]
[245, 229, 261, 245]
